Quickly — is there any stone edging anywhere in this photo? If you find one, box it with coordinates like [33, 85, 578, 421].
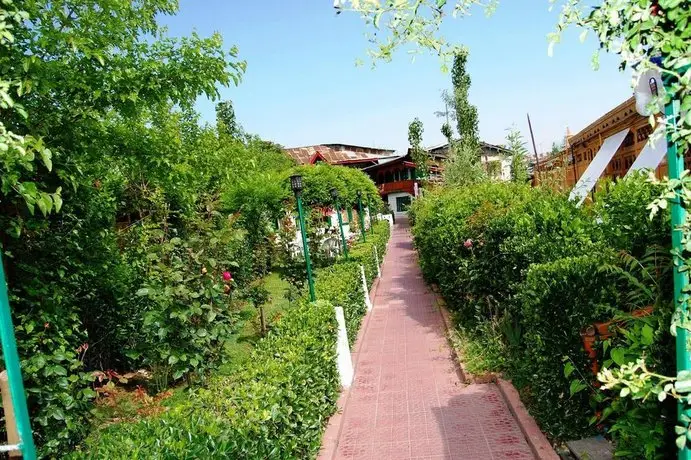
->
[496, 379, 560, 460]
[433, 288, 559, 460]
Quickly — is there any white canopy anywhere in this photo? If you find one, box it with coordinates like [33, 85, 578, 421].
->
[569, 128, 630, 206]
[625, 126, 667, 176]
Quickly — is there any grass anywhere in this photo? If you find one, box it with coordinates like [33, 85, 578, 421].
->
[218, 272, 292, 374]
[450, 321, 508, 376]
[90, 272, 293, 425]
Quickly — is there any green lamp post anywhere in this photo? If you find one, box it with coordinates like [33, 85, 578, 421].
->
[0, 252, 37, 459]
[290, 174, 316, 302]
[658, 66, 691, 460]
[330, 188, 349, 259]
[356, 190, 366, 243]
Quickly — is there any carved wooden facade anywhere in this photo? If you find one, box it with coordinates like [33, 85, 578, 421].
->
[534, 97, 687, 189]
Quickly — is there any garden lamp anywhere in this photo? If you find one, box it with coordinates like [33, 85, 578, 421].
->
[289, 174, 315, 301]
[290, 174, 304, 195]
[330, 188, 348, 259]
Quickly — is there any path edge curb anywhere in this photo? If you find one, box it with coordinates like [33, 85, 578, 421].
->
[434, 288, 559, 460]
[496, 379, 560, 460]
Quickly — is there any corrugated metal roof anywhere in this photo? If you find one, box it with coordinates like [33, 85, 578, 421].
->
[284, 145, 398, 165]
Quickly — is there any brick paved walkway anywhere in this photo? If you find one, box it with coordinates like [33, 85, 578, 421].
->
[325, 219, 535, 460]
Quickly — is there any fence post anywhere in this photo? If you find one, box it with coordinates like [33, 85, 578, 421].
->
[360, 265, 372, 312]
[334, 307, 354, 387]
[373, 246, 381, 279]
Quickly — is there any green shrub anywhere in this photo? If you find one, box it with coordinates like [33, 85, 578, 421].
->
[411, 177, 674, 455]
[512, 254, 623, 440]
[73, 299, 339, 459]
[316, 262, 364, 345]
[73, 217, 391, 458]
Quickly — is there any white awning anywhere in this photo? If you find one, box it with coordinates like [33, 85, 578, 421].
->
[625, 126, 667, 176]
[569, 128, 630, 206]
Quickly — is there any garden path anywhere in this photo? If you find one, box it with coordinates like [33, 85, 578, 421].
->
[321, 218, 535, 460]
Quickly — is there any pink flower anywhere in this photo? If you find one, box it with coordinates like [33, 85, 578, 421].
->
[463, 239, 473, 249]
[222, 271, 232, 281]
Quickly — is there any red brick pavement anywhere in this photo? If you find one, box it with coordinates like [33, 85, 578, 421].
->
[325, 220, 535, 460]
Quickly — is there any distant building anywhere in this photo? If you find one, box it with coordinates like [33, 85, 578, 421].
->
[284, 141, 512, 219]
[425, 141, 514, 181]
[535, 96, 690, 189]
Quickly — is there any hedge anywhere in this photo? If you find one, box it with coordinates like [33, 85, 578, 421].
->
[72, 220, 391, 458]
[409, 176, 674, 457]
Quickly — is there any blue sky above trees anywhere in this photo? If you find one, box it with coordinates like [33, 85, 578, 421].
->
[160, 1, 631, 153]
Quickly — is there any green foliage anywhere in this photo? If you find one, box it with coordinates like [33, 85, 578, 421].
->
[443, 50, 485, 187]
[351, 223, 389, 290]
[334, 0, 498, 67]
[516, 254, 623, 439]
[411, 177, 675, 456]
[289, 163, 381, 209]
[316, 263, 365, 345]
[442, 141, 486, 186]
[408, 118, 428, 179]
[506, 127, 529, 184]
[451, 49, 479, 150]
[72, 223, 391, 458]
[122, 220, 240, 391]
[216, 100, 242, 138]
[73, 299, 340, 459]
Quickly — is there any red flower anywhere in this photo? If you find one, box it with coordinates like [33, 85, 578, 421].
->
[223, 271, 232, 281]
[463, 239, 473, 249]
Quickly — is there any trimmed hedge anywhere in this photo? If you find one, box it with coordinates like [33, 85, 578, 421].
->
[410, 177, 674, 456]
[72, 220, 391, 458]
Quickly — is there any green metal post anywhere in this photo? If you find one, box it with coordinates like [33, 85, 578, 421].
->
[368, 204, 374, 235]
[0, 252, 37, 460]
[357, 194, 366, 243]
[296, 195, 316, 302]
[334, 199, 349, 259]
[665, 93, 691, 460]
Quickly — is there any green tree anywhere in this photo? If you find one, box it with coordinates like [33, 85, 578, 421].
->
[408, 118, 428, 179]
[216, 100, 242, 138]
[0, 1, 248, 455]
[506, 127, 529, 183]
[451, 49, 479, 150]
[442, 49, 483, 186]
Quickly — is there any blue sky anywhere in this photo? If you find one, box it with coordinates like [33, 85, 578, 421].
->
[160, 1, 632, 154]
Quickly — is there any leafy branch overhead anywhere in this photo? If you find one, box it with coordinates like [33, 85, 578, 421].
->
[333, 0, 499, 67]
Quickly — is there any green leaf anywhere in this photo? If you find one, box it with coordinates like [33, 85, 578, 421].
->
[641, 324, 654, 345]
[564, 361, 575, 378]
[569, 380, 587, 396]
[610, 348, 627, 366]
[40, 148, 52, 171]
[677, 434, 687, 450]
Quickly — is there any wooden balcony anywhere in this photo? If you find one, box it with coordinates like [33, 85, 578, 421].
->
[378, 180, 415, 195]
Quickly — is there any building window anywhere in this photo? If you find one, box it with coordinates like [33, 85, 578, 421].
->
[396, 196, 412, 212]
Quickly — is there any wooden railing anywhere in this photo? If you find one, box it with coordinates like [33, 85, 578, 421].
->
[378, 180, 415, 195]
